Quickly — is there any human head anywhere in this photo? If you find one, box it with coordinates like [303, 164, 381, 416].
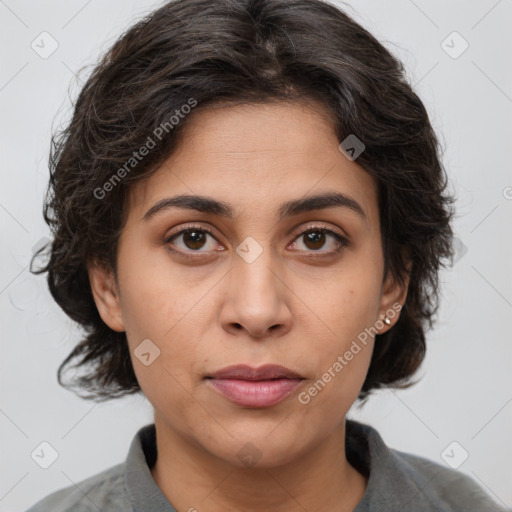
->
[32, 0, 455, 409]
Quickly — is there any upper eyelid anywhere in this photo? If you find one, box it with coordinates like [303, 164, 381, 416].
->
[299, 222, 347, 238]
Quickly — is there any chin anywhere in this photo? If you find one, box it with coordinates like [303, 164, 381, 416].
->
[200, 429, 311, 469]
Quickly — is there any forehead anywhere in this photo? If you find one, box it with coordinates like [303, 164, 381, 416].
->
[124, 100, 378, 229]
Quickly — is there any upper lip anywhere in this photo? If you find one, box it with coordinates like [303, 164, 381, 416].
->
[207, 364, 304, 381]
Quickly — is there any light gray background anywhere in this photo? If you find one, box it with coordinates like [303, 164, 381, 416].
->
[1, 0, 511, 510]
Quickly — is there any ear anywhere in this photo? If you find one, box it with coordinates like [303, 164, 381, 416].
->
[87, 262, 125, 332]
[376, 251, 411, 334]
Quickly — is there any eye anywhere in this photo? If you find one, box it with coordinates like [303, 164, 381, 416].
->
[164, 224, 221, 254]
[289, 225, 349, 255]
[163, 223, 349, 260]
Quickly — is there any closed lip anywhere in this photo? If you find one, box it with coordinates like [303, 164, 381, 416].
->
[206, 364, 304, 381]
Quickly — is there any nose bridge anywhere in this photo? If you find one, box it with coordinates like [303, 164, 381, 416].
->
[233, 237, 281, 301]
[221, 236, 291, 337]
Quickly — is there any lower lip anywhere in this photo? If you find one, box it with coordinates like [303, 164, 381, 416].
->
[206, 378, 303, 407]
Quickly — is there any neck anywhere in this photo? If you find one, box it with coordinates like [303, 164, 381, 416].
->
[150, 417, 367, 512]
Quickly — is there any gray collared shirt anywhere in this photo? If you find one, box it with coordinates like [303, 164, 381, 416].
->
[26, 419, 508, 511]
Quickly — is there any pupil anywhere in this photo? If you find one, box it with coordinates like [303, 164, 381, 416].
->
[305, 232, 325, 250]
[184, 230, 206, 250]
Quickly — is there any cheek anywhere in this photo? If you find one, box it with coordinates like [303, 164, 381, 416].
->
[125, 315, 201, 415]
[299, 307, 376, 418]
[116, 255, 211, 395]
[298, 257, 381, 398]
[116, 240, 203, 338]
[314, 257, 383, 338]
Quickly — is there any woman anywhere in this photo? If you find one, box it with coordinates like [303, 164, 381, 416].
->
[27, 0, 506, 510]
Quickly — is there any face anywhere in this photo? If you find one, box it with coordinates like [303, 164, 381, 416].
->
[89, 100, 408, 468]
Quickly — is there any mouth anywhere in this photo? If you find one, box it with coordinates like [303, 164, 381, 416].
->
[206, 364, 304, 381]
[205, 364, 305, 408]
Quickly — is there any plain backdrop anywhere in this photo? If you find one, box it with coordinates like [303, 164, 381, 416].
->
[1, 0, 511, 510]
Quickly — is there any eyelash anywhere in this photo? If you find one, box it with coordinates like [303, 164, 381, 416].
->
[163, 223, 349, 261]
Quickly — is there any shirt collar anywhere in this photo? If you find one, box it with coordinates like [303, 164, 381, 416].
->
[348, 420, 416, 511]
[123, 419, 429, 512]
[124, 423, 177, 511]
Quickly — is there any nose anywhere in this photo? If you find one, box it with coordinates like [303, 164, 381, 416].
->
[219, 246, 293, 340]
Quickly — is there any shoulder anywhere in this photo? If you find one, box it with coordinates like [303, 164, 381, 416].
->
[25, 463, 130, 512]
[389, 448, 508, 511]
[347, 420, 508, 512]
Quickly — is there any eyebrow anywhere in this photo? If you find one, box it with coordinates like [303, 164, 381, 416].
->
[142, 192, 367, 223]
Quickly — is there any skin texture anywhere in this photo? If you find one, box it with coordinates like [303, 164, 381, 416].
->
[88, 100, 410, 512]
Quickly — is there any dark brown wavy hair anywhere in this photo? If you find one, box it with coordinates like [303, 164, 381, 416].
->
[31, 0, 456, 402]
